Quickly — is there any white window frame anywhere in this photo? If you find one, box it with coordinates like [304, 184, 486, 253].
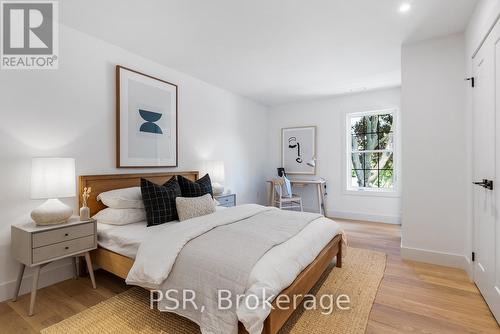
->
[344, 108, 400, 197]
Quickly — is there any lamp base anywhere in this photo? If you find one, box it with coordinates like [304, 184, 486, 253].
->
[31, 199, 73, 226]
[212, 182, 225, 196]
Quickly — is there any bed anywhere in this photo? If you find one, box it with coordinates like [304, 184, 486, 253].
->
[78, 172, 343, 334]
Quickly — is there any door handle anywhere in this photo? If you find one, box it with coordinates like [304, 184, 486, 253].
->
[473, 179, 494, 190]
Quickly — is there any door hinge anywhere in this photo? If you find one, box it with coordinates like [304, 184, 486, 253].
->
[472, 252, 475, 262]
[465, 77, 475, 87]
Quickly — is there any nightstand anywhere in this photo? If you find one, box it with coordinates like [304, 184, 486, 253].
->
[215, 193, 236, 207]
[11, 217, 97, 316]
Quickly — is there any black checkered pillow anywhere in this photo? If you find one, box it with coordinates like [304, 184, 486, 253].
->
[141, 177, 182, 226]
[177, 174, 213, 198]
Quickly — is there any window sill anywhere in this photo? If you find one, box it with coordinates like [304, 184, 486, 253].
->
[343, 188, 400, 198]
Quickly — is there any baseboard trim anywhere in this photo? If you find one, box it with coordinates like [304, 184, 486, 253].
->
[464, 256, 473, 281]
[327, 210, 401, 225]
[0, 261, 74, 303]
[302, 207, 322, 214]
[401, 246, 469, 272]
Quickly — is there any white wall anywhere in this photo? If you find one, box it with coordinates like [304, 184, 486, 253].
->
[464, 0, 500, 277]
[267, 88, 401, 223]
[466, 0, 500, 53]
[400, 33, 468, 269]
[0, 25, 269, 301]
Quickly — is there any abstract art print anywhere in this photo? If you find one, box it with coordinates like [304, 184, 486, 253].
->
[116, 66, 178, 167]
[281, 126, 316, 175]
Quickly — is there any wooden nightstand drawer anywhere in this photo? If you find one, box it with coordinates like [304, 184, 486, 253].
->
[32, 223, 94, 248]
[32, 235, 95, 264]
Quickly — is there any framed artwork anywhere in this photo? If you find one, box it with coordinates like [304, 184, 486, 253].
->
[116, 65, 178, 168]
[281, 126, 316, 175]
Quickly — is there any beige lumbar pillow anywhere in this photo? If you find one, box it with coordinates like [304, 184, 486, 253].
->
[175, 194, 216, 222]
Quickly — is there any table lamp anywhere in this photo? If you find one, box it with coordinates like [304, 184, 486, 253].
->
[204, 160, 225, 195]
[30, 158, 76, 225]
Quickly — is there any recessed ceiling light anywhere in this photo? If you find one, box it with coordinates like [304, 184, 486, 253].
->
[399, 3, 411, 13]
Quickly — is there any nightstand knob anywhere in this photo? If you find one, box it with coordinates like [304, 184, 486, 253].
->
[65, 246, 69, 250]
[65, 233, 69, 236]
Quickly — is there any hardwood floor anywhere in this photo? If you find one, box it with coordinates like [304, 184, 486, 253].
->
[1, 220, 498, 333]
[338, 219, 499, 334]
[1, 270, 128, 334]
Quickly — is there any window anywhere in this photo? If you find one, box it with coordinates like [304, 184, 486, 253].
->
[346, 109, 397, 192]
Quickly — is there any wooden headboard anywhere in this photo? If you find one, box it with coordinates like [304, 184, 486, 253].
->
[78, 171, 199, 216]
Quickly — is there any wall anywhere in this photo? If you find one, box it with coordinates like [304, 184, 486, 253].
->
[400, 33, 468, 269]
[464, 0, 500, 277]
[0, 25, 268, 301]
[466, 0, 500, 53]
[267, 88, 401, 223]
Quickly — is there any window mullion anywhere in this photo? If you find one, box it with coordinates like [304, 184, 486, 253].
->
[351, 149, 393, 154]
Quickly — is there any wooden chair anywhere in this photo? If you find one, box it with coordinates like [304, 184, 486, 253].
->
[272, 178, 303, 211]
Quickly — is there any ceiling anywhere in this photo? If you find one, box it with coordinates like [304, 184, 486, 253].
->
[61, 0, 477, 106]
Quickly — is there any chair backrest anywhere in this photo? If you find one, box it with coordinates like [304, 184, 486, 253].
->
[272, 177, 294, 199]
[272, 178, 284, 198]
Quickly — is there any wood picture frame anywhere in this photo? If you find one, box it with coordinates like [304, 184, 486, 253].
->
[281, 126, 317, 175]
[116, 65, 178, 168]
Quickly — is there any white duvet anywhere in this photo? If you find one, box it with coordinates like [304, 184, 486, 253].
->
[101, 205, 341, 334]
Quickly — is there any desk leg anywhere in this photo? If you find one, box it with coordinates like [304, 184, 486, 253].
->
[270, 183, 276, 207]
[316, 184, 323, 214]
[319, 184, 326, 215]
[12, 263, 25, 302]
[29, 266, 41, 316]
[267, 183, 271, 206]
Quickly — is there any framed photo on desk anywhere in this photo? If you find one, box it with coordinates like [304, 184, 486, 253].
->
[281, 126, 316, 175]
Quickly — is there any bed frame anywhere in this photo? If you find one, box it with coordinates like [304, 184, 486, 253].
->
[78, 172, 342, 334]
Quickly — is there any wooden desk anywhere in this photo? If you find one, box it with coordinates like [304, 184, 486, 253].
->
[267, 179, 326, 214]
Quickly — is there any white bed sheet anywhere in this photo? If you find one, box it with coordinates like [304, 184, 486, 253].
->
[97, 221, 172, 259]
[96, 207, 226, 258]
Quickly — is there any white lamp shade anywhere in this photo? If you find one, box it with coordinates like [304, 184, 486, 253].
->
[204, 160, 225, 183]
[31, 158, 76, 199]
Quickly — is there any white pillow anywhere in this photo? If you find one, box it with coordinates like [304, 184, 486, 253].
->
[97, 187, 144, 209]
[92, 208, 146, 225]
[176, 194, 216, 222]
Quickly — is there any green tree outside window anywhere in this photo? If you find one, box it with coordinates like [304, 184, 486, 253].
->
[350, 113, 394, 189]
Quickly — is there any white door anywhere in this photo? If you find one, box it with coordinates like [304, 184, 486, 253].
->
[473, 20, 500, 322]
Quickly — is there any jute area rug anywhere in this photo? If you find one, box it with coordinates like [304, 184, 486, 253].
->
[42, 247, 386, 334]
